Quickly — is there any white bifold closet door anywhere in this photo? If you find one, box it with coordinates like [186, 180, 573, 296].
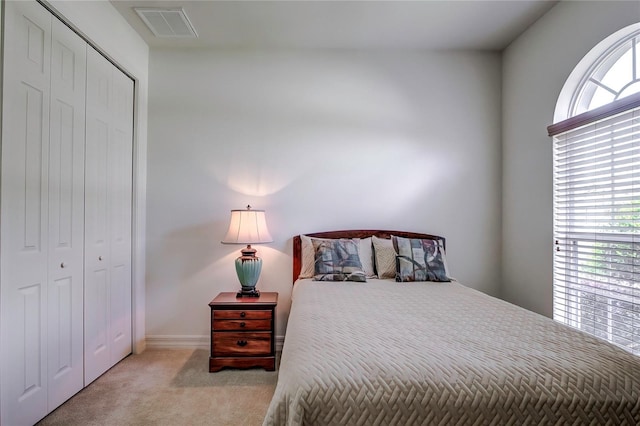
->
[84, 47, 134, 385]
[0, 1, 86, 424]
[1, 1, 134, 424]
[48, 8, 87, 410]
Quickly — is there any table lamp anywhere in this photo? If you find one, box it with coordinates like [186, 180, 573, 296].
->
[222, 205, 273, 297]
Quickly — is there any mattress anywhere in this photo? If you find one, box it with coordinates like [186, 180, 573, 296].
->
[263, 279, 640, 425]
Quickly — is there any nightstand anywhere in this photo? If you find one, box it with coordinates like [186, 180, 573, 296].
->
[209, 292, 278, 372]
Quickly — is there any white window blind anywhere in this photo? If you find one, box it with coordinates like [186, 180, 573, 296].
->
[553, 105, 640, 356]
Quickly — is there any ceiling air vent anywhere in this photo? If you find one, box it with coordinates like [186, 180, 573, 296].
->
[134, 8, 198, 38]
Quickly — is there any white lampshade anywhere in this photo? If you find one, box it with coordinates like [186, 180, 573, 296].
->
[222, 205, 273, 244]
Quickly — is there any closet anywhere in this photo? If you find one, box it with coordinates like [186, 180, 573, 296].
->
[0, 2, 134, 425]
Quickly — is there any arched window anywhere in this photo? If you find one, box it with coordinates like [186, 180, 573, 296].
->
[549, 24, 640, 356]
[572, 31, 640, 115]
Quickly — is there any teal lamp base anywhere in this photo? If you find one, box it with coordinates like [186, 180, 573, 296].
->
[235, 245, 262, 298]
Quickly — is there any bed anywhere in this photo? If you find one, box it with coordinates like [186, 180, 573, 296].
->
[263, 230, 640, 425]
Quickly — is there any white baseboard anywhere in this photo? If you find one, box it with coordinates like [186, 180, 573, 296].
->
[145, 335, 209, 349]
[146, 334, 285, 351]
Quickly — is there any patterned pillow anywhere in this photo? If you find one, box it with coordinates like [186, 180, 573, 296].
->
[392, 236, 451, 282]
[312, 238, 366, 282]
[301, 236, 374, 278]
[372, 236, 396, 279]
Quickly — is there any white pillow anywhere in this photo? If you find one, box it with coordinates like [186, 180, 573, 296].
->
[299, 235, 316, 278]
[299, 236, 374, 278]
[358, 237, 374, 278]
[372, 235, 396, 279]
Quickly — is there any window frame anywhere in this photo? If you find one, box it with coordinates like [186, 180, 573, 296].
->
[569, 32, 640, 115]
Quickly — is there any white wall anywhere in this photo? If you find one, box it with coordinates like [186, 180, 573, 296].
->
[43, 0, 149, 352]
[146, 49, 502, 342]
[502, 1, 639, 317]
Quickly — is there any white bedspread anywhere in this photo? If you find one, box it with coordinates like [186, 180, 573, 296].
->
[263, 279, 640, 425]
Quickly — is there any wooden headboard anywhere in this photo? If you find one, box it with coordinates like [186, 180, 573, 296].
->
[292, 230, 445, 283]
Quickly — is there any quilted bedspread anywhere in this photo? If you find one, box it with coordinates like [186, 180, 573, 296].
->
[263, 279, 640, 426]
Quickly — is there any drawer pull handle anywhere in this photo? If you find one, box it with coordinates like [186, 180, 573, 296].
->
[60, 262, 66, 268]
[240, 322, 246, 327]
[240, 312, 246, 318]
[237, 340, 248, 347]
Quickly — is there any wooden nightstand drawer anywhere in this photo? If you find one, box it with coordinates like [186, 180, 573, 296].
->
[213, 309, 272, 320]
[213, 332, 272, 356]
[213, 319, 271, 331]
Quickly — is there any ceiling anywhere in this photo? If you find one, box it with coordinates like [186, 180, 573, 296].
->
[110, 0, 558, 50]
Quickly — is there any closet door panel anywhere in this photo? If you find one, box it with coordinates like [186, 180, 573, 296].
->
[84, 266, 110, 384]
[47, 17, 86, 410]
[0, 2, 51, 425]
[85, 47, 133, 383]
[109, 71, 133, 363]
[84, 47, 113, 384]
[110, 262, 132, 361]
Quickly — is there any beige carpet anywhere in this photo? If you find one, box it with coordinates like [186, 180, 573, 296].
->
[36, 349, 277, 426]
